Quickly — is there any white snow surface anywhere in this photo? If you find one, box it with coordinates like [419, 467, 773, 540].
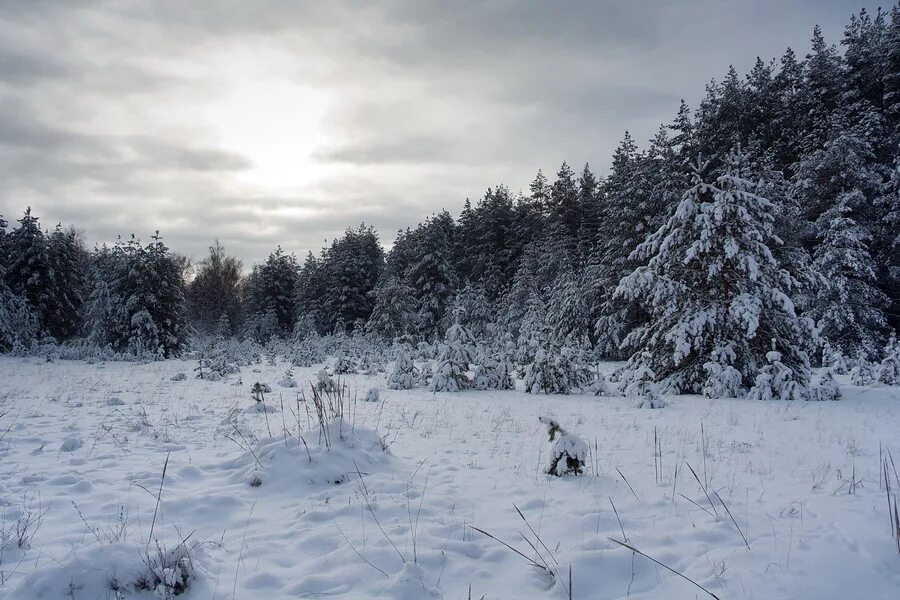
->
[0, 356, 899, 599]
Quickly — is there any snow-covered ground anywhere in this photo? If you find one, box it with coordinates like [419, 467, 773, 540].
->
[1, 356, 898, 599]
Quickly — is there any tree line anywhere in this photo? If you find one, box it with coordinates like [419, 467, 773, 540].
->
[1, 7, 899, 392]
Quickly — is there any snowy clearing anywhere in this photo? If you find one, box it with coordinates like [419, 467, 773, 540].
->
[1, 356, 899, 599]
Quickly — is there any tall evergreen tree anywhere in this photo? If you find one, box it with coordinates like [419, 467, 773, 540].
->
[617, 150, 814, 394]
[4, 208, 51, 336]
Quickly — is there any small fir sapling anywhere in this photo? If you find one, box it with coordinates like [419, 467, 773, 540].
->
[811, 370, 842, 401]
[387, 347, 419, 390]
[278, 367, 298, 388]
[524, 333, 592, 394]
[587, 367, 611, 396]
[539, 416, 588, 476]
[849, 351, 876, 386]
[624, 353, 667, 408]
[877, 332, 900, 385]
[748, 340, 806, 400]
[823, 343, 849, 374]
[428, 312, 475, 393]
[702, 344, 744, 399]
[417, 361, 434, 387]
[472, 346, 514, 390]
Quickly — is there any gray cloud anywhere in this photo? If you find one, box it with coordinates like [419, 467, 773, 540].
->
[0, 0, 883, 265]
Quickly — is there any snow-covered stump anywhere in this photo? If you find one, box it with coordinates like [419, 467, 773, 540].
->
[539, 416, 587, 476]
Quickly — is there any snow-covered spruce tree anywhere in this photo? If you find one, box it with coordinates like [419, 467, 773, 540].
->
[0, 270, 37, 352]
[794, 124, 889, 360]
[387, 346, 419, 390]
[428, 312, 474, 392]
[822, 341, 849, 374]
[850, 351, 876, 386]
[86, 233, 188, 358]
[4, 208, 52, 336]
[471, 345, 514, 391]
[365, 275, 418, 342]
[622, 353, 667, 408]
[523, 331, 590, 395]
[45, 224, 86, 341]
[616, 150, 814, 394]
[878, 332, 900, 385]
[811, 370, 841, 401]
[748, 339, 807, 401]
[538, 416, 587, 476]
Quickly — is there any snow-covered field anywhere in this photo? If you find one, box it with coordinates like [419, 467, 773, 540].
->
[1, 356, 898, 599]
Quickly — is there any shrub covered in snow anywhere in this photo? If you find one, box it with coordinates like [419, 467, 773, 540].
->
[333, 354, 359, 374]
[810, 370, 841, 401]
[316, 368, 339, 393]
[16, 539, 206, 599]
[225, 419, 391, 489]
[538, 416, 587, 476]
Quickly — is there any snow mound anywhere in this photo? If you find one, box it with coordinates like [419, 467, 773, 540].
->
[633, 395, 667, 409]
[60, 436, 83, 452]
[383, 562, 441, 599]
[14, 540, 208, 599]
[222, 419, 390, 490]
[242, 402, 279, 414]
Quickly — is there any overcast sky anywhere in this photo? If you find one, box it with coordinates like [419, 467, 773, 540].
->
[0, 0, 883, 265]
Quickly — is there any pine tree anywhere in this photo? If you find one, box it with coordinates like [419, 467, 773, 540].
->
[428, 312, 474, 392]
[405, 212, 458, 340]
[4, 208, 51, 335]
[878, 331, 900, 384]
[616, 149, 814, 394]
[321, 224, 384, 332]
[366, 275, 418, 342]
[747, 339, 807, 401]
[387, 346, 419, 390]
[548, 162, 580, 245]
[796, 124, 890, 359]
[45, 225, 86, 341]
